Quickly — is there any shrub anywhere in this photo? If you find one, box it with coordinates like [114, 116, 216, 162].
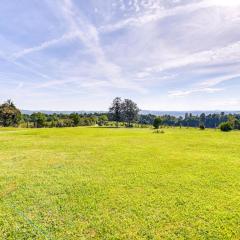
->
[153, 117, 162, 129]
[153, 129, 164, 134]
[199, 124, 205, 130]
[219, 122, 232, 132]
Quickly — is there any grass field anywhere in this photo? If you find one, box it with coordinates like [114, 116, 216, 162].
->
[0, 127, 239, 239]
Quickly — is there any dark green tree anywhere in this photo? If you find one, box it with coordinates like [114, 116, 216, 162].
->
[109, 97, 122, 127]
[0, 100, 21, 127]
[200, 113, 206, 125]
[31, 112, 46, 128]
[121, 99, 140, 127]
[153, 117, 162, 129]
[219, 122, 232, 132]
[69, 113, 80, 126]
[233, 119, 240, 130]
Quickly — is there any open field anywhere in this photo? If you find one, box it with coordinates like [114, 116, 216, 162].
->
[0, 127, 239, 239]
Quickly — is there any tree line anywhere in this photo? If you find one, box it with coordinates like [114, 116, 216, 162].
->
[0, 98, 239, 131]
[139, 112, 240, 131]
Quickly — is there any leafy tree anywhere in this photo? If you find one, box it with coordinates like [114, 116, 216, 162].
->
[233, 119, 240, 130]
[0, 100, 21, 127]
[227, 115, 236, 127]
[121, 99, 140, 127]
[109, 97, 122, 127]
[219, 122, 232, 132]
[153, 117, 162, 129]
[69, 113, 80, 126]
[200, 113, 206, 125]
[31, 112, 46, 128]
[98, 115, 108, 126]
[138, 114, 155, 125]
[22, 114, 32, 128]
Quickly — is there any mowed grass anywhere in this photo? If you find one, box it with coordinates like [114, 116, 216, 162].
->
[0, 127, 239, 239]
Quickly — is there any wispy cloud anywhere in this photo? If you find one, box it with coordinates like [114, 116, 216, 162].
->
[199, 73, 240, 87]
[168, 87, 223, 97]
[99, 0, 240, 33]
[169, 72, 240, 97]
[0, 51, 51, 80]
[55, 0, 149, 93]
[44, 0, 145, 92]
[11, 32, 78, 60]
[145, 41, 240, 74]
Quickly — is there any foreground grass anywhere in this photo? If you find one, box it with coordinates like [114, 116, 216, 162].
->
[0, 127, 239, 239]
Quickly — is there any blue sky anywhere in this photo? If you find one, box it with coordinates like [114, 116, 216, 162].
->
[0, 0, 240, 111]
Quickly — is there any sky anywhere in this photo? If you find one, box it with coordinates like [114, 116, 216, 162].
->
[0, 0, 240, 111]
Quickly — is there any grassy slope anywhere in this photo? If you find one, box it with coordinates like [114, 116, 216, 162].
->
[0, 127, 239, 239]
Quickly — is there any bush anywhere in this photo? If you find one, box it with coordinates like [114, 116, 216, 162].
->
[153, 117, 162, 129]
[199, 124, 205, 130]
[153, 129, 164, 134]
[219, 122, 232, 132]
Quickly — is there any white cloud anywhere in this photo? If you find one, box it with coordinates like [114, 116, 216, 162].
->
[199, 74, 240, 87]
[11, 32, 78, 60]
[168, 87, 223, 97]
[99, 0, 239, 33]
[0, 53, 51, 80]
[54, 0, 146, 93]
[145, 41, 240, 74]
[169, 72, 240, 97]
[209, 0, 240, 7]
[6, 0, 148, 94]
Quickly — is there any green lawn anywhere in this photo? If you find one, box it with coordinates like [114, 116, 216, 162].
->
[0, 127, 239, 239]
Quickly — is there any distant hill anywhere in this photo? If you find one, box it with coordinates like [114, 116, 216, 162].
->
[21, 110, 240, 117]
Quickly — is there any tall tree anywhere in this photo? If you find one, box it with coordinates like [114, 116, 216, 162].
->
[69, 113, 80, 127]
[0, 100, 21, 127]
[200, 113, 206, 125]
[121, 99, 140, 127]
[109, 97, 122, 127]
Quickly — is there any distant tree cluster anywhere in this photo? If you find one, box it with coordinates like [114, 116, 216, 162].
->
[144, 112, 240, 132]
[21, 112, 108, 128]
[0, 99, 239, 132]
